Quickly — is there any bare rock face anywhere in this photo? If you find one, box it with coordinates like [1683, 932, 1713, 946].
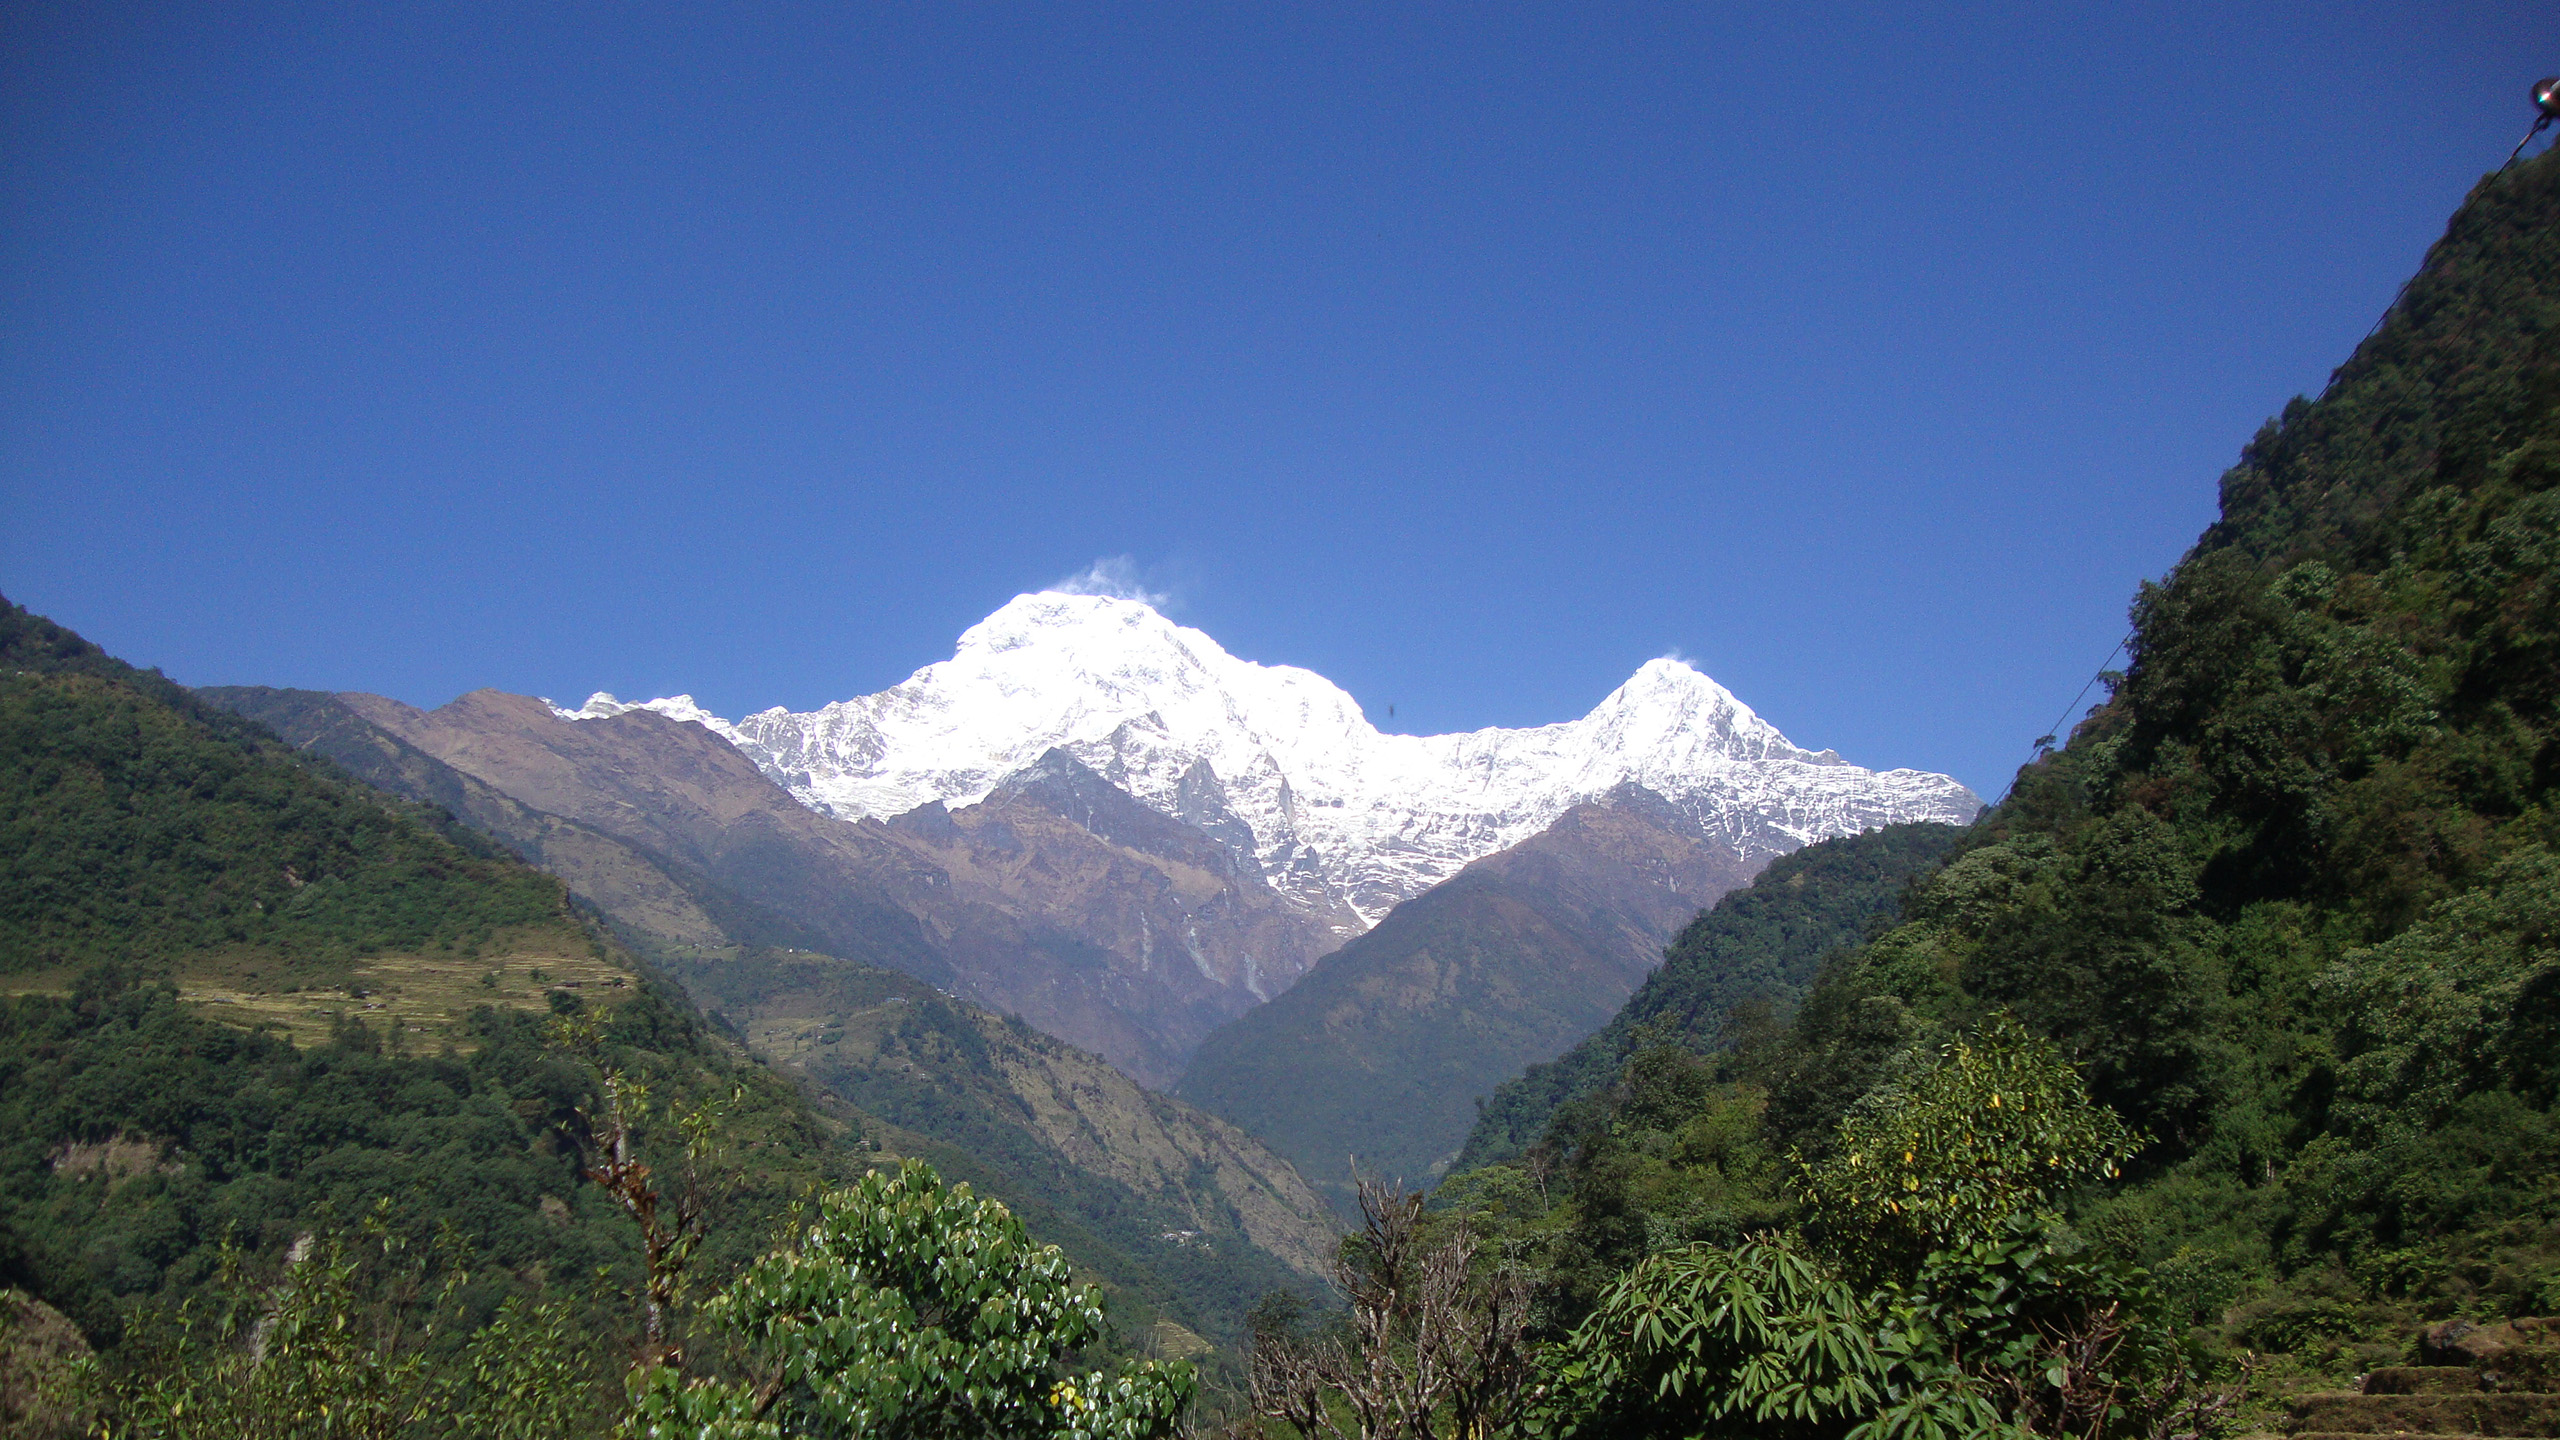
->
[2421, 1318, 2508, 1368]
[335, 690, 1338, 1084]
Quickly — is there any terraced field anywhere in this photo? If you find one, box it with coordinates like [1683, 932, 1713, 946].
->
[0, 927, 633, 1049]
[2249, 1318, 2560, 1440]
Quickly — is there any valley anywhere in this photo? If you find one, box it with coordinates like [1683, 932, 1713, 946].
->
[7, 137, 2555, 1440]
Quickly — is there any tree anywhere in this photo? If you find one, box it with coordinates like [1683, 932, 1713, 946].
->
[1794, 1014, 2141, 1279]
[626, 1161, 1194, 1440]
[1251, 1177, 1534, 1440]
[1524, 1233, 2006, 1440]
[550, 1009, 733, 1367]
[85, 1214, 595, 1440]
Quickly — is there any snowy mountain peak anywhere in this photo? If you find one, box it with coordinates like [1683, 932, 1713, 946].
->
[567, 590, 1980, 927]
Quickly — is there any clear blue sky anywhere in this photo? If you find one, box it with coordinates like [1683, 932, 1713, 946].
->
[3, 4, 2551, 800]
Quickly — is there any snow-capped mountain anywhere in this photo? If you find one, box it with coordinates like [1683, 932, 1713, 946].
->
[561, 592, 1980, 929]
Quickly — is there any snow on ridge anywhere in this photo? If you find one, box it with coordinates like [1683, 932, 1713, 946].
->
[559, 592, 1981, 927]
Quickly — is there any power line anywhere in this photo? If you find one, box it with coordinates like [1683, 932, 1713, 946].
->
[1994, 631, 2132, 807]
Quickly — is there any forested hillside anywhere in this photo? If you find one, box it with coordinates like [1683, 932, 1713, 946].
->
[0, 598, 1315, 1434]
[1452, 821, 1965, 1174]
[1179, 787, 1759, 1212]
[199, 681, 1339, 1311]
[1422, 148, 2560, 1435]
[2, 609, 574, 975]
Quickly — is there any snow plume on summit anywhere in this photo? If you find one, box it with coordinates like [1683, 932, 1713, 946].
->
[572, 592, 1981, 929]
[1049, 555, 1174, 608]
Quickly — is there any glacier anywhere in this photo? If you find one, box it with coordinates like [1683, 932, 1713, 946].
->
[559, 592, 1981, 930]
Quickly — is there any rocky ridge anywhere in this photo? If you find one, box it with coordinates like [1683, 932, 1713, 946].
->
[571, 592, 1982, 928]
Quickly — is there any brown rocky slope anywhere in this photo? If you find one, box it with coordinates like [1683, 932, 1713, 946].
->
[1177, 784, 1761, 1212]
[317, 687, 1340, 1084]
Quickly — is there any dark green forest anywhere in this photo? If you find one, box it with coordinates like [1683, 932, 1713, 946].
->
[1, 602, 573, 973]
[1454, 821, 1967, 1174]
[1420, 146, 2560, 1434]
[0, 970, 845, 1348]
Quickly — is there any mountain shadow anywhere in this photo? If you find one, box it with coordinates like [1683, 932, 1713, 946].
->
[1175, 785, 1760, 1214]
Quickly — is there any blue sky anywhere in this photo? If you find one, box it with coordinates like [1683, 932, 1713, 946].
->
[3, 3, 2550, 800]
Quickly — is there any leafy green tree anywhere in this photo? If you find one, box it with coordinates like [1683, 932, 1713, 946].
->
[1901, 1218, 2244, 1439]
[1526, 1234, 2005, 1440]
[1795, 1014, 2141, 1278]
[96, 1223, 457, 1440]
[627, 1161, 1194, 1440]
[455, 1296, 623, 1440]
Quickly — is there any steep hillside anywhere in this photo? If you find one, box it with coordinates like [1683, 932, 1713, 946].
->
[1438, 149, 2560, 1401]
[1177, 786, 1760, 1211]
[1, 616, 574, 978]
[200, 683, 1343, 1301]
[665, 948, 1338, 1279]
[198, 684, 825, 954]
[0, 597, 859, 1361]
[282, 686, 1336, 1083]
[1452, 821, 1966, 1173]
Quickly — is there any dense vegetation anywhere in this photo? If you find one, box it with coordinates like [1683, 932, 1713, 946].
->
[1413, 146, 2560, 1433]
[1455, 822, 1967, 1174]
[0, 969, 844, 1349]
[624, 1160, 1194, 1440]
[667, 947, 1325, 1344]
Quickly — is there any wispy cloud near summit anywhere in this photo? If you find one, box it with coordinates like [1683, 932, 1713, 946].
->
[1049, 556, 1173, 609]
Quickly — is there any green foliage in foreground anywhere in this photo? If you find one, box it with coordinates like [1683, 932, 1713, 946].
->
[1526, 1235, 1993, 1440]
[630, 1161, 1194, 1440]
[1795, 1015, 2141, 1278]
[86, 1163, 1192, 1440]
[1313, 1018, 2231, 1440]
[92, 1223, 617, 1440]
